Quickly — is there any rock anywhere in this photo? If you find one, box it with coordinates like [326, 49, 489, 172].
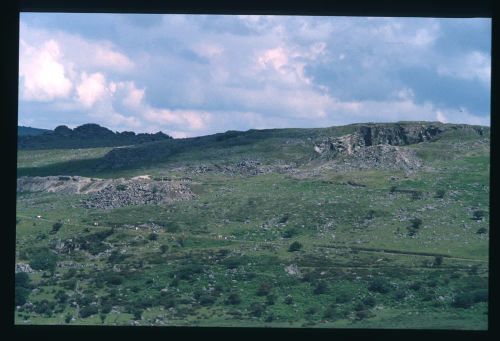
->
[15, 263, 34, 273]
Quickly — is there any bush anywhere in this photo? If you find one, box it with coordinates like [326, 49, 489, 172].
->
[288, 241, 303, 252]
[160, 244, 169, 254]
[148, 233, 158, 241]
[368, 277, 392, 294]
[335, 292, 351, 303]
[313, 281, 328, 295]
[411, 191, 423, 200]
[266, 294, 277, 305]
[451, 292, 473, 308]
[282, 227, 298, 238]
[55, 290, 69, 304]
[362, 296, 376, 308]
[225, 293, 241, 305]
[80, 305, 99, 318]
[249, 302, 265, 317]
[476, 227, 488, 234]
[164, 221, 180, 233]
[115, 184, 127, 191]
[472, 289, 488, 303]
[29, 248, 58, 273]
[51, 222, 63, 233]
[472, 210, 486, 221]
[410, 218, 422, 229]
[132, 308, 143, 320]
[323, 305, 337, 319]
[264, 312, 275, 322]
[284, 295, 293, 305]
[15, 287, 30, 306]
[435, 189, 446, 198]
[256, 282, 272, 296]
[434, 256, 443, 266]
[15, 272, 30, 288]
[64, 313, 72, 323]
[176, 264, 204, 280]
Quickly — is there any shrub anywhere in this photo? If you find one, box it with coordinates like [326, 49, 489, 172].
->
[282, 227, 298, 238]
[64, 313, 72, 323]
[55, 290, 69, 304]
[411, 191, 423, 200]
[29, 248, 58, 273]
[394, 290, 406, 300]
[355, 310, 370, 320]
[164, 221, 180, 233]
[63, 268, 77, 280]
[434, 256, 443, 266]
[435, 189, 446, 198]
[390, 185, 397, 193]
[101, 302, 113, 314]
[472, 289, 488, 303]
[80, 305, 99, 318]
[362, 296, 376, 308]
[115, 184, 127, 191]
[225, 293, 241, 305]
[132, 308, 143, 320]
[15, 287, 30, 306]
[313, 281, 328, 295]
[266, 294, 277, 305]
[198, 294, 216, 306]
[305, 306, 318, 315]
[472, 210, 486, 221]
[176, 264, 204, 280]
[451, 292, 473, 308]
[410, 218, 422, 229]
[278, 214, 289, 224]
[476, 227, 488, 234]
[335, 292, 351, 303]
[368, 277, 392, 294]
[256, 282, 272, 296]
[249, 302, 265, 317]
[284, 295, 293, 305]
[323, 305, 337, 319]
[288, 241, 303, 252]
[15, 272, 30, 288]
[51, 222, 63, 233]
[264, 313, 275, 322]
[160, 244, 169, 254]
[408, 282, 422, 291]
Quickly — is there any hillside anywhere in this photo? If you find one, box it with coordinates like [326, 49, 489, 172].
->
[18, 123, 173, 150]
[18, 126, 51, 136]
[15, 121, 489, 329]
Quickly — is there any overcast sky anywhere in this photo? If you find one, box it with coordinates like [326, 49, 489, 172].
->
[18, 13, 491, 137]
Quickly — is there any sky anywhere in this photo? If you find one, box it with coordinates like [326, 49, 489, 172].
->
[18, 13, 491, 138]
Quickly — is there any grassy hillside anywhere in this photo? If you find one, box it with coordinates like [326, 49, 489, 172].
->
[15, 122, 489, 329]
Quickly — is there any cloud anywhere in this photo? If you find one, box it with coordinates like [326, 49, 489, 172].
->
[436, 110, 448, 123]
[76, 72, 108, 107]
[19, 39, 73, 101]
[18, 14, 491, 135]
[437, 50, 491, 84]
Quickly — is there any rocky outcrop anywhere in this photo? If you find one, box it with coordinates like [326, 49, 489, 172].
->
[18, 123, 173, 150]
[17, 175, 196, 209]
[313, 123, 447, 159]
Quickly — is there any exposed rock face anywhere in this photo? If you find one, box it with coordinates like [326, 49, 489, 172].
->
[321, 144, 422, 173]
[81, 179, 195, 209]
[17, 175, 196, 209]
[15, 263, 35, 273]
[17, 176, 111, 194]
[177, 159, 297, 176]
[313, 123, 446, 159]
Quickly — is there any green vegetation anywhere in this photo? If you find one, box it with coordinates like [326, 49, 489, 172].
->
[15, 122, 489, 329]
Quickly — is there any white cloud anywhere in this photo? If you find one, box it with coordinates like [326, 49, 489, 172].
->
[76, 72, 108, 107]
[436, 110, 448, 123]
[437, 50, 491, 84]
[19, 39, 73, 101]
[143, 108, 212, 131]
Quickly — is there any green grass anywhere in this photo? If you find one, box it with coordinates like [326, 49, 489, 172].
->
[15, 123, 489, 329]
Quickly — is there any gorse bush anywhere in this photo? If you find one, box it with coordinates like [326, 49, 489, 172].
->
[288, 241, 303, 252]
[368, 277, 392, 294]
[51, 222, 63, 233]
